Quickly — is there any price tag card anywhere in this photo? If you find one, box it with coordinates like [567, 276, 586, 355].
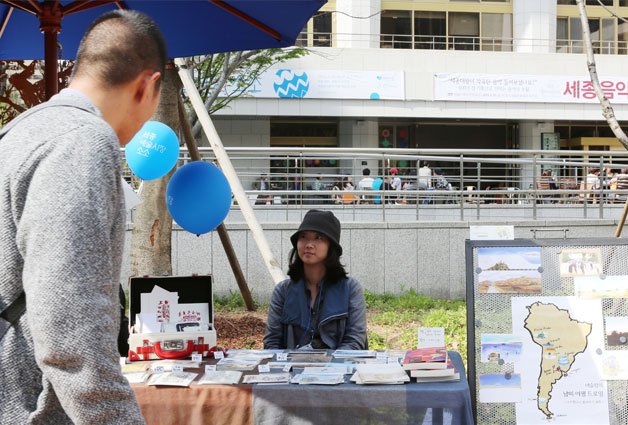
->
[213, 351, 224, 360]
[282, 364, 292, 373]
[387, 357, 399, 364]
[376, 352, 387, 360]
[191, 354, 203, 362]
[153, 366, 165, 375]
[258, 364, 270, 373]
[205, 365, 217, 373]
[171, 365, 184, 373]
[417, 327, 445, 349]
[276, 353, 288, 361]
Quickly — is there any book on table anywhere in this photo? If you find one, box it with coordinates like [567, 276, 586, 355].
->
[409, 359, 457, 378]
[413, 372, 461, 383]
[402, 347, 448, 370]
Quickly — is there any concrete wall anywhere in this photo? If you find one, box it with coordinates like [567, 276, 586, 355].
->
[121, 216, 625, 302]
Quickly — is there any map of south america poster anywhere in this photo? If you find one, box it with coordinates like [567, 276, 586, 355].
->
[511, 297, 608, 424]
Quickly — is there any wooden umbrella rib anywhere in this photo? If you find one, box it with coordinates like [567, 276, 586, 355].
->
[1, 0, 38, 15]
[0, 6, 12, 39]
[209, 0, 281, 41]
[62, 0, 117, 15]
[26, 0, 41, 13]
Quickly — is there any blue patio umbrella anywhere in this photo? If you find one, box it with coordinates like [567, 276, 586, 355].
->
[0, 0, 325, 98]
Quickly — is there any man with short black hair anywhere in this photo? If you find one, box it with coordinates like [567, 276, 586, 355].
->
[0, 10, 166, 424]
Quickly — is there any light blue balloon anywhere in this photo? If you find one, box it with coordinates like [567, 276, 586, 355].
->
[126, 121, 180, 180]
[166, 161, 232, 235]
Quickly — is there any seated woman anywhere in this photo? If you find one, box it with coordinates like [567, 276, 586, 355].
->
[263, 210, 367, 350]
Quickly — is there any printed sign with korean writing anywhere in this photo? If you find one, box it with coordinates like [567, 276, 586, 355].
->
[434, 73, 628, 104]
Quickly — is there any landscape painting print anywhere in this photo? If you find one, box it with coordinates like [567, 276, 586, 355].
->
[605, 316, 628, 346]
[559, 248, 602, 277]
[478, 247, 542, 294]
[478, 270, 542, 294]
[478, 247, 541, 271]
[481, 334, 523, 363]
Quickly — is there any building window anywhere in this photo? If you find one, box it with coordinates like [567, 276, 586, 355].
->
[558, 0, 612, 4]
[619, 18, 628, 54]
[414, 11, 446, 50]
[295, 11, 332, 47]
[381, 10, 412, 49]
[482, 13, 513, 51]
[449, 12, 480, 50]
[270, 121, 338, 147]
[313, 12, 332, 47]
[558, 16, 618, 54]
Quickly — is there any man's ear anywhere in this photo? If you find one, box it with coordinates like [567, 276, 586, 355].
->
[134, 71, 161, 103]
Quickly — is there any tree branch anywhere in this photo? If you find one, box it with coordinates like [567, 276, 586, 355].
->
[577, 0, 628, 148]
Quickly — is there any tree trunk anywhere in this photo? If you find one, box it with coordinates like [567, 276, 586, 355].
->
[130, 65, 181, 276]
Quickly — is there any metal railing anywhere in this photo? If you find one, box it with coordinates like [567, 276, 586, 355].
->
[293, 30, 628, 55]
[122, 147, 628, 222]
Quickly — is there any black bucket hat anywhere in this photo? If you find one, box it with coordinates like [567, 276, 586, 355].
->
[290, 210, 342, 255]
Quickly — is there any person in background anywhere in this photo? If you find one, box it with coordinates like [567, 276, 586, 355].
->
[358, 168, 374, 203]
[312, 175, 324, 191]
[0, 10, 166, 424]
[263, 210, 367, 350]
[254, 174, 269, 205]
[390, 168, 406, 204]
[418, 161, 432, 189]
[433, 168, 453, 204]
[332, 177, 344, 204]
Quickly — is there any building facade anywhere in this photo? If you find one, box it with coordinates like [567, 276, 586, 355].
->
[209, 0, 628, 190]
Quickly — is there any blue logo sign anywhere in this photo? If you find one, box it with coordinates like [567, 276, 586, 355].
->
[273, 70, 309, 98]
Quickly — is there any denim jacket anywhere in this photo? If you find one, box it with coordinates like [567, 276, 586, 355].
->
[263, 277, 367, 350]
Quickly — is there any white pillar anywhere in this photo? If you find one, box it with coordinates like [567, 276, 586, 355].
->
[335, 0, 380, 49]
[519, 120, 554, 190]
[339, 119, 379, 178]
[513, 0, 557, 53]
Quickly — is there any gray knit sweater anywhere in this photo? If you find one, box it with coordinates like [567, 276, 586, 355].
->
[0, 91, 145, 424]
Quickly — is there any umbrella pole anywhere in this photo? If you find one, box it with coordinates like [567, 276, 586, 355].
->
[43, 30, 58, 100]
[174, 57, 287, 285]
[177, 94, 256, 311]
[40, 4, 62, 100]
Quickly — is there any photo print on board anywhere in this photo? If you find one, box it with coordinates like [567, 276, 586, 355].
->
[477, 247, 542, 294]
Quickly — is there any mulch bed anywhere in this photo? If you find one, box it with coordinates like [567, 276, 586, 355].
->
[214, 310, 268, 349]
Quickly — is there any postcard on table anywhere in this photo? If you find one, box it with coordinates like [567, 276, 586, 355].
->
[291, 373, 345, 385]
[146, 371, 198, 387]
[559, 248, 602, 277]
[242, 373, 291, 384]
[480, 334, 523, 364]
[198, 371, 243, 385]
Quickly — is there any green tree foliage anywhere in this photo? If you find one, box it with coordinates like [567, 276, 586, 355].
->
[181, 48, 308, 137]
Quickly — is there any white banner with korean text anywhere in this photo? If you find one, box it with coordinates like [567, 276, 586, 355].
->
[223, 70, 405, 100]
[434, 73, 628, 104]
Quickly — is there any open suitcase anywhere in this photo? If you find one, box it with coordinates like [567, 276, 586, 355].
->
[127, 275, 217, 361]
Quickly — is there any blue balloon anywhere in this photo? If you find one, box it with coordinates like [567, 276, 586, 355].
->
[126, 121, 180, 180]
[166, 161, 232, 235]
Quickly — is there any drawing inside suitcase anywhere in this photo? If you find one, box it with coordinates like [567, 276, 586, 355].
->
[127, 275, 217, 361]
